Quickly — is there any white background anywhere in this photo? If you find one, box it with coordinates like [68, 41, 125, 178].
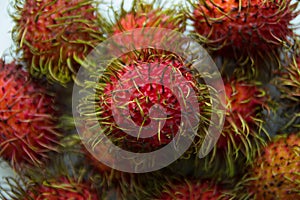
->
[0, 0, 299, 198]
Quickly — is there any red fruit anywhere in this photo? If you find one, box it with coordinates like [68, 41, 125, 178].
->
[157, 180, 230, 200]
[217, 79, 267, 149]
[113, 5, 181, 34]
[13, 0, 102, 85]
[96, 57, 200, 152]
[0, 60, 59, 166]
[24, 177, 99, 200]
[199, 78, 269, 177]
[110, 4, 185, 63]
[77, 56, 205, 194]
[244, 133, 300, 199]
[192, 0, 297, 55]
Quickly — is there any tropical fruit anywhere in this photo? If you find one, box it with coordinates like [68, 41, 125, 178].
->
[219, 78, 268, 151]
[112, 3, 183, 34]
[0, 60, 60, 167]
[191, 0, 297, 53]
[190, 0, 298, 67]
[12, 0, 103, 85]
[194, 77, 269, 178]
[109, 1, 185, 63]
[78, 55, 209, 153]
[239, 133, 300, 199]
[222, 79, 268, 158]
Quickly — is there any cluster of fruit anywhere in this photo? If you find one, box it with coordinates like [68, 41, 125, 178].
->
[0, 0, 299, 199]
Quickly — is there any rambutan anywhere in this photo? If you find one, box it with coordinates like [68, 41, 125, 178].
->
[155, 179, 230, 200]
[112, 2, 184, 34]
[190, 0, 298, 59]
[74, 49, 221, 177]
[220, 79, 268, 149]
[109, 1, 185, 63]
[12, 0, 103, 85]
[197, 78, 269, 177]
[82, 56, 205, 154]
[0, 60, 60, 167]
[238, 133, 300, 199]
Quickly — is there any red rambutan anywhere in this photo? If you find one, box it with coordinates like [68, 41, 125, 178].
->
[238, 133, 300, 200]
[197, 78, 269, 177]
[219, 79, 268, 149]
[0, 60, 60, 167]
[191, 0, 298, 58]
[12, 0, 103, 85]
[90, 56, 203, 153]
[109, 1, 185, 63]
[112, 3, 183, 34]
[76, 54, 213, 185]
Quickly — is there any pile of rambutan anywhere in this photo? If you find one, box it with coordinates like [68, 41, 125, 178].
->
[0, 0, 300, 199]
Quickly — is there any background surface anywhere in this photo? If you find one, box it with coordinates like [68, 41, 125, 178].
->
[0, 0, 299, 198]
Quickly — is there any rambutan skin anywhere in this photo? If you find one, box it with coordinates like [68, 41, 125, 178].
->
[244, 133, 300, 199]
[94, 57, 201, 153]
[112, 4, 183, 34]
[109, 3, 186, 64]
[193, 78, 269, 179]
[191, 0, 297, 54]
[0, 60, 60, 167]
[13, 0, 103, 85]
[217, 79, 267, 149]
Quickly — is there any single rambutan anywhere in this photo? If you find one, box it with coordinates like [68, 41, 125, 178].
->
[112, 2, 184, 34]
[12, 0, 103, 85]
[219, 79, 268, 148]
[238, 133, 300, 200]
[190, 0, 298, 58]
[155, 179, 231, 200]
[197, 78, 269, 177]
[84, 56, 206, 153]
[75, 54, 215, 196]
[109, 1, 185, 63]
[0, 60, 60, 167]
